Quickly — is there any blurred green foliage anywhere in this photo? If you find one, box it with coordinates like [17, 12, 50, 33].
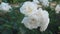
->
[0, 0, 60, 34]
[2, 0, 26, 3]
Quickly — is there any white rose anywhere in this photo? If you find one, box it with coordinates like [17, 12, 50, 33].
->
[20, 1, 38, 16]
[33, 0, 49, 7]
[33, 0, 40, 4]
[39, 0, 49, 7]
[55, 4, 60, 13]
[0, 2, 12, 12]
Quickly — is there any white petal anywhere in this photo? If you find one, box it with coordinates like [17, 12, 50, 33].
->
[40, 18, 49, 32]
[40, 10, 50, 32]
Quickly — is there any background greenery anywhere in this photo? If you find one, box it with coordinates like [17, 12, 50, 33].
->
[0, 0, 60, 34]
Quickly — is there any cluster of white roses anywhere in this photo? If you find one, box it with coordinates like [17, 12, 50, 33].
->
[0, 0, 60, 32]
[20, 0, 50, 32]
